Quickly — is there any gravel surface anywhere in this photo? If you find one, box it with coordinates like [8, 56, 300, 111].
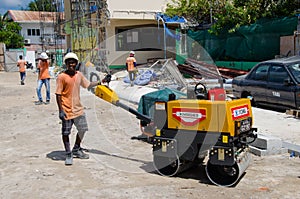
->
[0, 71, 300, 199]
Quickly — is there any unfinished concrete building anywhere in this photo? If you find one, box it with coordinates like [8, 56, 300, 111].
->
[63, 0, 187, 71]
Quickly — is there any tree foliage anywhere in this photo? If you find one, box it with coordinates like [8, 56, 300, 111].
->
[28, 0, 57, 12]
[166, 0, 300, 34]
[0, 14, 24, 48]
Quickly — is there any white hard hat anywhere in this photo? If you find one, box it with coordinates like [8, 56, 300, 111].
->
[130, 51, 135, 55]
[64, 52, 79, 63]
[40, 52, 49, 59]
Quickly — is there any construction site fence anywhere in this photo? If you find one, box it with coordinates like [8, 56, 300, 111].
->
[187, 16, 298, 62]
[214, 61, 259, 71]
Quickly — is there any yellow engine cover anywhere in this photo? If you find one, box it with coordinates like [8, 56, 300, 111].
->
[94, 85, 119, 105]
[167, 98, 252, 136]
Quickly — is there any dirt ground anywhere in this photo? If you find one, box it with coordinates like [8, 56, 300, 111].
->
[0, 71, 300, 199]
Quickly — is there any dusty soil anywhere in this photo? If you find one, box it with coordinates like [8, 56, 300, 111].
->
[0, 71, 300, 199]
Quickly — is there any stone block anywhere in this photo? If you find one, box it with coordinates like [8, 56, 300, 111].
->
[249, 134, 284, 156]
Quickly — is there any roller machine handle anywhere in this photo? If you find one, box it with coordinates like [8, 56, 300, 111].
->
[94, 85, 152, 124]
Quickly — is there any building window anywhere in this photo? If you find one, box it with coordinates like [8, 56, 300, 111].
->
[116, 26, 165, 51]
[27, 29, 41, 36]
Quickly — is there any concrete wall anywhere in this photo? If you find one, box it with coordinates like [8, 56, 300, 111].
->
[108, 0, 170, 19]
[280, 35, 295, 56]
[21, 23, 41, 45]
[105, 0, 176, 66]
[21, 22, 66, 46]
[106, 19, 171, 66]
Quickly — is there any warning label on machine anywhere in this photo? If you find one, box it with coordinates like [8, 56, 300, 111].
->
[172, 108, 206, 126]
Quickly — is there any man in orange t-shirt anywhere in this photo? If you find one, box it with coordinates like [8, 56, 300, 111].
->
[17, 55, 26, 85]
[35, 52, 51, 105]
[126, 51, 137, 86]
[56, 52, 101, 165]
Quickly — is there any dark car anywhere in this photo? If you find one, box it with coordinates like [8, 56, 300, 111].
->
[232, 56, 300, 110]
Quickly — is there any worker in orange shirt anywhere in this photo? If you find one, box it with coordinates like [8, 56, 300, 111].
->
[126, 51, 137, 86]
[56, 52, 101, 165]
[17, 55, 27, 85]
[35, 52, 51, 105]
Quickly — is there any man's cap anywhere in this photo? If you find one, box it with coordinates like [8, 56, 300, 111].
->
[40, 52, 49, 60]
[64, 52, 79, 62]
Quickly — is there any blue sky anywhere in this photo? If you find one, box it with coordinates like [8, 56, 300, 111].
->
[1, 0, 32, 15]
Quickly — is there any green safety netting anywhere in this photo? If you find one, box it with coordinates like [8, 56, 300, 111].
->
[187, 16, 298, 61]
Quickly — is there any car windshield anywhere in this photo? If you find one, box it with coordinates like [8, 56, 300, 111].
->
[288, 63, 300, 83]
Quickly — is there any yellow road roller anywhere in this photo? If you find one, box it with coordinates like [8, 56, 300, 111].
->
[95, 82, 257, 187]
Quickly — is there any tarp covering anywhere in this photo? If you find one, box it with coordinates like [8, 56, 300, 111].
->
[165, 26, 181, 40]
[156, 13, 187, 24]
[123, 69, 156, 86]
[187, 16, 298, 61]
[156, 13, 186, 42]
[137, 88, 186, 118]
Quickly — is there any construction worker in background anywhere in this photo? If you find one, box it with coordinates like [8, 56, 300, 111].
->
[126, 51, 137, 86]
[56, 52, 101, 166]
[35, 52, 51, 105]
[17, 55, 26, 85]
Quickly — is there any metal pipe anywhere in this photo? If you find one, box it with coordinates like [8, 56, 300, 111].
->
[156, 15, 167, 59]
[115, 101, 152, 124]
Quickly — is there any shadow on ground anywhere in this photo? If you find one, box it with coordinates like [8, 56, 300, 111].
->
[87, 148, 215, 186]
[46, 150, 66, 161]
[47, 148, 240, 186]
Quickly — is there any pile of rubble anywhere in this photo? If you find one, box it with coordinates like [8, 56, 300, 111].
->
[119, 58, 228, 93]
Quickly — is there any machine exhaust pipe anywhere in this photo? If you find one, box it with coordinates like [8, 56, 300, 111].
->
[205, 150, 251, 187]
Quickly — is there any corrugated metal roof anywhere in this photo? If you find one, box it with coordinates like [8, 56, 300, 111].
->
[7, 10, 64, 23]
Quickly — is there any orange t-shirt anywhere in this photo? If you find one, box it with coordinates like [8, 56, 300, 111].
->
[126, 57, 136, 71]
[38, 60, 51, 79]
[17, 60, 26, 72]
[55, 71, 90, 119]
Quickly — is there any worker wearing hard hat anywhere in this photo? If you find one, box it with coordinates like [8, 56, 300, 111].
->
[126, 51, 137, 86]
[55, 52, 101, 166]
[35, 52, 51, 105]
